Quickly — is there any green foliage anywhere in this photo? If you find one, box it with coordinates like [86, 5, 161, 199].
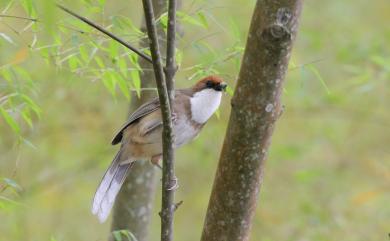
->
[0, 65, 41, 136]
[0, 177, 23, 212]
[112, 230, 138, 241]
[0, 1, 389, 241]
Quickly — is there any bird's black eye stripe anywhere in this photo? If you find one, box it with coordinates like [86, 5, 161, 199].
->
[206, 80, 214, 88]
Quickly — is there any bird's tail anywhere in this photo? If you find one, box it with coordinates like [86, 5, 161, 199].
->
[91, 150, 134, 223]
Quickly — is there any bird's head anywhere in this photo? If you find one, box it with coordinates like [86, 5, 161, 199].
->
[192, 75, 227, 93]
[189, 75, 227, 124]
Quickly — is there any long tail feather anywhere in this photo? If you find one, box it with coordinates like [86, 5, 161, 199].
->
[91, 151, 133, 223]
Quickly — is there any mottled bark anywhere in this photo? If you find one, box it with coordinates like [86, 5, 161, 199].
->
[110, 1, 166, 241]
[201, 1, 303, 241]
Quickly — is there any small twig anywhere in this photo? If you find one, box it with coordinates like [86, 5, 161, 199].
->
[288, 58, 327, 71]
[0, 14, 38, 22]
[158, 200, 183, 218]
[56, 4, 153, 64]
[173, 200, 183, 212]
[0, 13, 115, 37]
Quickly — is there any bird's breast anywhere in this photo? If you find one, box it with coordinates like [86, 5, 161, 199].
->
[173, 116, 201, 148]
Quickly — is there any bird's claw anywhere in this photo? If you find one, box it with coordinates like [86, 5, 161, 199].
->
[167, 176, 179, 191]
[171, 112, 177, 122]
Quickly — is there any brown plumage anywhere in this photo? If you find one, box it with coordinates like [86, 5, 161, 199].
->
[92, 76, 227, 222]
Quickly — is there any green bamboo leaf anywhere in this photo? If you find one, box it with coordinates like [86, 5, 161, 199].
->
[68, 55, 81, 72]
[128, 53, 141, 71]
[0, 107, 20, 134]
[21, 137, 37, 149]
[20, 94, 41, 118]
[21, 109, 33, 128]
[95, 56, 105, 68]
[176, 49, 183, 66]
[88, 6, 101, 14]
[111, 16, 122, 29]
[177, 11, 206, 28]
[113, 72, 130, 100]
[1, 68, 13, 83]
[289, 60, 297, 69]
[109, 41, 119, 60]
[197, 12, 209, 28]
[229, 18, 241, 39]
[130, 70, 141, 98]
[371, 55, 390, 71]
[120, 230, 138, 241]
[79, 45, 90, 63]
[158, 13, 168, 30]
[14, 66, 33, 86]
[118, 58, 128, 77]
[112, 231, 122, 241]
[71, 34, 79, 46]
[111, 16, 143, 35]
[102, 71, 117, 97]
[98, 0, 106, 6]
[193, 41, 216, 56]
[3, 178, 22, 192]
[39, 48, 50, 61]
[226, 85, 234, 97]
[21, 0, 34, 16]
[112, 230, 138, 241]
[307, 65, 330, 94]
[91, 40, 109, 52]
[0, 33, 15, 45]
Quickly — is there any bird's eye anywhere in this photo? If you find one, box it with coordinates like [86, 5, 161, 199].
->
[206, 80, 213, 88]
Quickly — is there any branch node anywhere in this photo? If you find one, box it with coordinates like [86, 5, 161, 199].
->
[270, 24, 289, 39]
[173, 200, 183, 212]
[276, 8, 292, 25]
[261, 24, 291, 51]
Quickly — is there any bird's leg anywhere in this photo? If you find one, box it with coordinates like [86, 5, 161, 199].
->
[151, 154, 179, 190]
[151, 155, 162, 169]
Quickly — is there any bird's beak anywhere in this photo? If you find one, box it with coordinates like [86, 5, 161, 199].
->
[220, 82, 227, 92]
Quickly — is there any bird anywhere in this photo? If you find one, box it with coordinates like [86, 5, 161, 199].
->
[92, 75, 227, 222]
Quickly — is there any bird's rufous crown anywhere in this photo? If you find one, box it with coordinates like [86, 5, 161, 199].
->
[192, 75, 224, 91]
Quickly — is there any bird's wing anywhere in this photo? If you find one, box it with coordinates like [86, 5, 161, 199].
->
[111, 97, 160, 145]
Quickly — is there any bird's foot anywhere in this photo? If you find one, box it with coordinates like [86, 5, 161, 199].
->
[171, 112, 177, 122]
[167, 176, 179, 191]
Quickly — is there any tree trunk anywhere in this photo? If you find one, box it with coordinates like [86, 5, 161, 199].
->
[110, 1, 166, 240]
[201, 1, 303, 241]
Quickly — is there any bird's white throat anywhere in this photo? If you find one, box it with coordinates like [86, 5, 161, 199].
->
[190, 89, 222, 124]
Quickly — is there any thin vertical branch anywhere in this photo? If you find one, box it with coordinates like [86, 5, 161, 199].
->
[165, 0, 177, 101]
[142, 1, 176, 241]
[161, 0, 177, 241]
[110, 2, 167, 240]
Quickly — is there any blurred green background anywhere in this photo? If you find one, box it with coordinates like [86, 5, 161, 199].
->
[0, 0, 389, 241]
